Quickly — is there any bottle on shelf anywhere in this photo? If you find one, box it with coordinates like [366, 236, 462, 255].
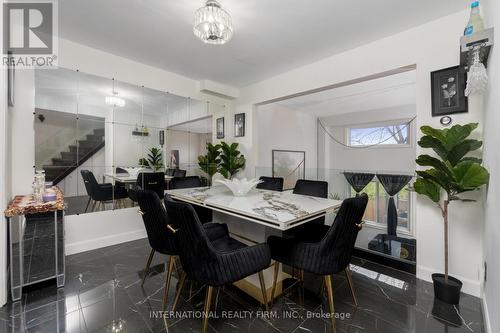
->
[464, 1, 485, 36]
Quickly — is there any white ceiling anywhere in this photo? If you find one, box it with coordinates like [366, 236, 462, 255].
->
[271, 70, 416, 118]
[59, 0, 468, 87]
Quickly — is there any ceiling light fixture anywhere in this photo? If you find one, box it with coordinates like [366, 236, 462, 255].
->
[105, 92, 125, 108]
[193, 0, 233, 45]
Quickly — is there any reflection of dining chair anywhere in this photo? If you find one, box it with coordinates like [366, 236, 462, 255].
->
[256, 176, 284, 191]
[136, 172, 166, 199]
[165, 198, 271, 333]
[166, 168, 176, 176]
[173, 169, 186, 178]
[136, 190, 229, 309]
[169, 176, 212, 223]
[268, 194, 368, 331]
[80, 170, 128, 212]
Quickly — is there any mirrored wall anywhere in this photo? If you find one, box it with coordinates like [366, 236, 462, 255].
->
[34, 67, 221, 215]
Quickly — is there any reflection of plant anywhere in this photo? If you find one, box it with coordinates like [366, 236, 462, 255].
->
[198, 143, 221, 178]
[138, 158, 148, 167]
[413, 123, 489, 281]
[219, 142, 246, 179]
[329, 193, 341, 200]
[145, 147, 164, 171]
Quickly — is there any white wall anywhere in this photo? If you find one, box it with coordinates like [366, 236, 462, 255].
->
[255, 104, 318, 178]
[481, 0, 499, 332]
[235, 10, 485, 296]
[322, 105, 416, 173]
[165, 129, 211, 170]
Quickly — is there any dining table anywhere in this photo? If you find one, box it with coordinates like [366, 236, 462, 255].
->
[166, 185, 343, 304]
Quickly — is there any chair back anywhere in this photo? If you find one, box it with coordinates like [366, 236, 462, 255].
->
[256, 176, 284, 191]
[136, 190, 177, 255]
[164, 198, 216, 280]
[80, 170, 99, 199]
[137, 172, 165, 199]
[115, 167, 128, 174]
[173, 169, 186, 178]
[321, 194, 368, 272]
[166, 168, 176, 176]
[169, 176, 202, 190]
[293, 179, 328, 198]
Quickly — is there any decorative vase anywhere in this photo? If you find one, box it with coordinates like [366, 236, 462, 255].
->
[215, 178, 262, 197]
[432, 273, 463, 304]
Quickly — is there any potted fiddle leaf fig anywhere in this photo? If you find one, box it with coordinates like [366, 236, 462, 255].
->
[219, 142, 246, 179]
[414, 123, 489, 304]
[198, 143, 221, 183]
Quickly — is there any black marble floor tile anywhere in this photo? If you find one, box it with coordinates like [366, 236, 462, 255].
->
[0, 238, 486, 333]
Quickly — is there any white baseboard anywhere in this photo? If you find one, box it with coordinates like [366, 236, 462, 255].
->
[65, 229, 146, 255]
[417, 265, 481, 297]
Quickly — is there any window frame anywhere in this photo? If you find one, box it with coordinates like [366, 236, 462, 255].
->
[345, 119, 413, 149]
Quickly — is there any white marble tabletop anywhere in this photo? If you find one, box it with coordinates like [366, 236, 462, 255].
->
[166, 186, 342, 230]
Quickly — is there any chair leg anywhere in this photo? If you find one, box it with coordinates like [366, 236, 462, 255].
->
[141, 249, 155, 286]
[324, 275, 336, 332]
[270, 261, 279, 307]
[258, 271, 269, 311]
[162, 255, 176, 310]
[214, 287, 221, 311]
[84, 197, 91, 213]
[345, 265, 358, 307]
[202, 286, 214, 333]
[172, 272, 187, 312]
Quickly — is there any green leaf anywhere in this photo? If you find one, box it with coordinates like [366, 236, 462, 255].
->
[420, 126, 446, 142]
[453, 161, 490, 189]
[416, 169, 452, 192]
[447, 139, 483, 166]
[418, 136, 448, 160]
[416, 155, 453, 177]
[443, 123, 478, 150]
[414, 178, 441, 203]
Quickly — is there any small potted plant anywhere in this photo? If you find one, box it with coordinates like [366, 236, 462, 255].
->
[145, 147, 164, 172]
[219, 142, 246, 179]
[414, 123, 489, 304]
[198, 143, 221, 184]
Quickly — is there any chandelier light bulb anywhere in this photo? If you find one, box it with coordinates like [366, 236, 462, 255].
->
[193, 0, 233, 45]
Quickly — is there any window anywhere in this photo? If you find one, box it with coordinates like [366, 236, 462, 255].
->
[351, 180, 411, 233]
[348, 121, 410, 147]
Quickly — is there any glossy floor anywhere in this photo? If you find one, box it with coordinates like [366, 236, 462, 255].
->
[0, 238, 485, 332]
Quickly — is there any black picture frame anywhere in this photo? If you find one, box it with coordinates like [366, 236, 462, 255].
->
[272, 150, 306, 190]
[216, 117, 224, 139]
[234, 113, 245, 137]
[431, 66, 468, 117]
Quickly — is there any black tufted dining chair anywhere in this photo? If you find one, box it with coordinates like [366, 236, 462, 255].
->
[267, 194, 368, 331]
[164, 197, 271, 333]
[134, 190, 228, 310]
[169, 176, 213, 223]
[81, 170, 128, 212]
[256, 176, 284, 191]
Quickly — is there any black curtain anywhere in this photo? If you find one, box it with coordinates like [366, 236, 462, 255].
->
[344, 173, 375, 196]
[377, 174, 413, 236]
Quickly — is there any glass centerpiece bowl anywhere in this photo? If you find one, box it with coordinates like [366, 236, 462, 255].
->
[215, 178, 262, 197]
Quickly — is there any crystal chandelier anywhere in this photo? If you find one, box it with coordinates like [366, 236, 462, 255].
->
[193, 0, 233, 45]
